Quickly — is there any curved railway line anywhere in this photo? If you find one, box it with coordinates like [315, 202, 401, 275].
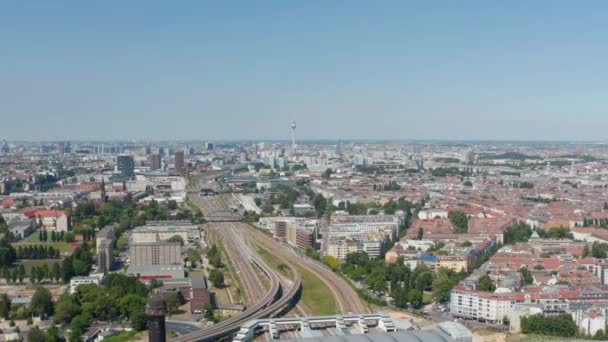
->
[172, 258, 302, 342]
[172, 195, 302, 342]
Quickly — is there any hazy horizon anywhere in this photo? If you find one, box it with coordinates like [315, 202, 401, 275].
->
[2, 2, 608, 141]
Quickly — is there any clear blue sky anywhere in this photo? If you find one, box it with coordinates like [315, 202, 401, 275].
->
[1, 1, 607, 141]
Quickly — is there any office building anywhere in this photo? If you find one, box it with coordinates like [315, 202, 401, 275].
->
[174, 151, 185, 176]
[98, 240, 113, 273]
[117, 155, 135, 178]
[150, 153, 161, 171]
[96, 225, 115, 273]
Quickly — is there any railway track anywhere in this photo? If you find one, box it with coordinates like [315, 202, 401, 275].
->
[214, 223, 266, 305]
[243, 224, 368, 314]
[172, 195, 302, 342]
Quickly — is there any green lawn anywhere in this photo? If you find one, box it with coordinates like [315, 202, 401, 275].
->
[423, 291, 434, 305]
[255, 243, 337, 315]
[257, 248, 292, 278]
[298, 267, 338, 315]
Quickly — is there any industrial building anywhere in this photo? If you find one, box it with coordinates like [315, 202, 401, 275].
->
[130, 242, 182, 266]
[232, 314, 471, 342]
[130, 220, 200, 244]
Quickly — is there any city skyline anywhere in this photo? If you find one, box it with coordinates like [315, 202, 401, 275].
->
[2, 2, 608, 141]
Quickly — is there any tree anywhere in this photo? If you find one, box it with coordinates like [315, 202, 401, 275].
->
[583, 244, 590, 258]
[504, 222, 533, 244]
[519, 267, 534, 285]
[17, 264, 25, 284]
[321, 168, 333, 179]
[408, 289, 423, 308]
[62, 257, 74, 283]
[45, 325, 63, 342]
[54, 294, 81, 325]
[31, 286, 54, 317]
[69, 315, 90, 342]
[165, 292, 183, 312]
[28, 326, 46, 342]
[167, 200, 178, 210]
[64, 232, 75, 243]
[323, 256, 341, 271]
[52, 262, 61, 283]
[10, 268, 17, 284]
[417, 228, 423, 240]
[433, 267, 466, 302]
[521, 313, 577, 337]
[149, 278, 163, 289]
[116, 236, 129, 250]
[167, 235, 185, 246]
[448, 211, 468, 233]
[478, 274, 496, 292]
[203, 304, 214, 321]
[209, 269, 225, 287]
[0, 294, 10, 319]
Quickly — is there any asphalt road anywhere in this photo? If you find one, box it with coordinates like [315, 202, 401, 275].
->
[166, 321, 201, 335]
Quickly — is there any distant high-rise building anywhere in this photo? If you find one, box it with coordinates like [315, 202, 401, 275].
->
[117, 155, 135, 178]
[206, 142, 214, 151]
[336, 139, 342, 156]
[174, 151, 185, 175]
[146, 295, 167, 342]
[240, 151, 248, 163]
[150, 154, 161, 171]
[158, 147, 165, 156]
[145, 145, 152, 155]
[1, 141, 9, 154]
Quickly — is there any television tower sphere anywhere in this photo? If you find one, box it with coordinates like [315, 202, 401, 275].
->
[291, 121, 296, 129]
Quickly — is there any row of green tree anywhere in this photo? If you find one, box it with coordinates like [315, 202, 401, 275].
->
[520, 313, 577, 337]
[38, 229, 76, 242]
[206, 244, 223, 268]
[16, 245, 61, 259]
